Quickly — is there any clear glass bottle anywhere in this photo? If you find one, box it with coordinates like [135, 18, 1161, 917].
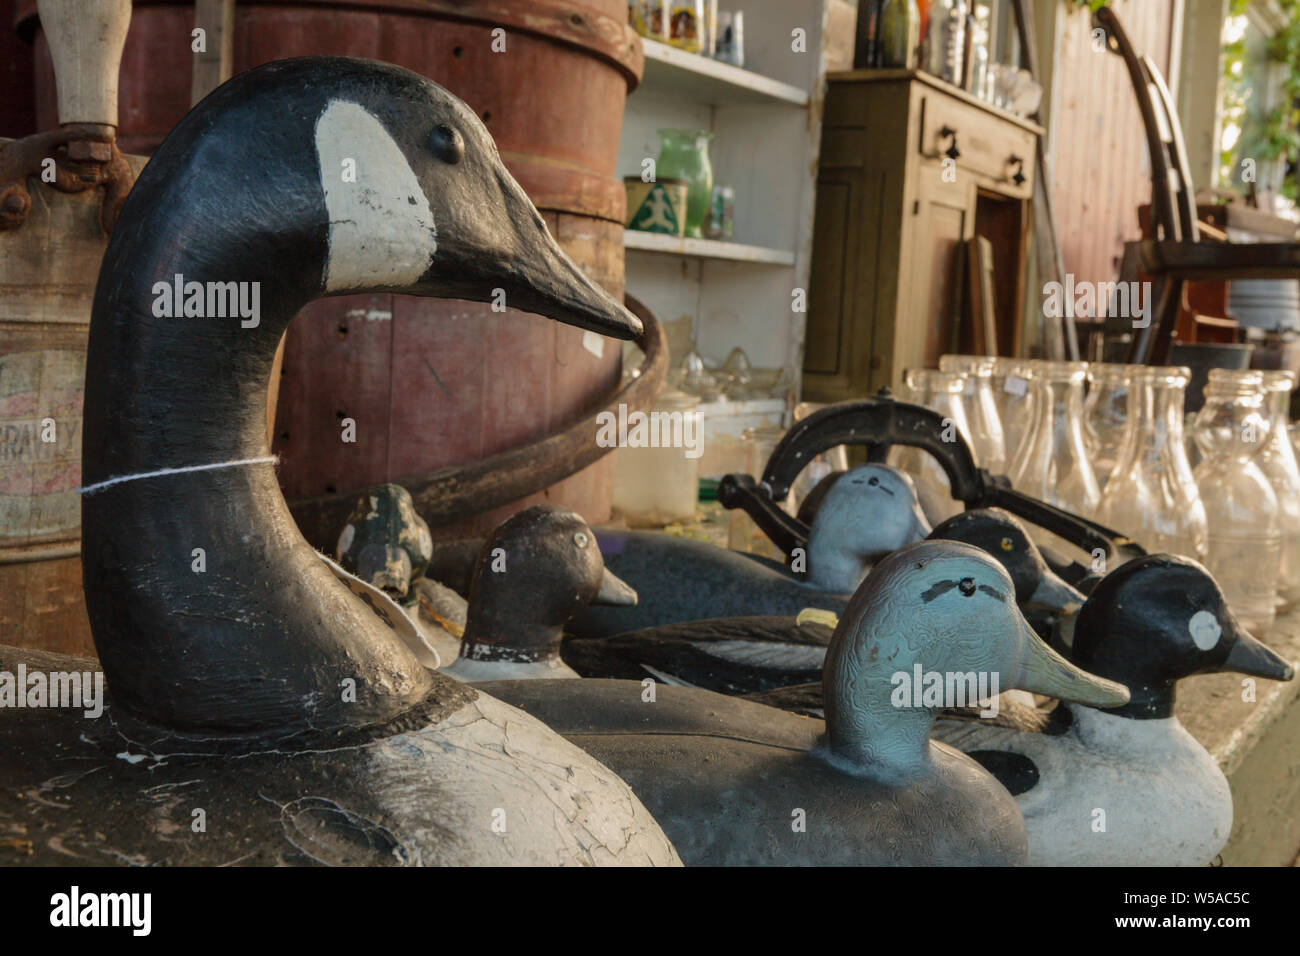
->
[1097, 366, 1207, 561]
[939, 354, 1006, 474]
[1083, 363, 1134, 492]
[923, 0, 967, 85]
[1008, 360, 1101, 520]
[967, 4, 990, 99]
[1192, 369, 1280, 634]
[992, 357, 1035, 468]
[891, 368, 970, 522]
[1256, 370, 1300, 609]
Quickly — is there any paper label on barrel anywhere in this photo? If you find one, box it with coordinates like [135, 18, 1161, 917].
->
[582, 330, 605, 358]
[0, 350, 84, 540]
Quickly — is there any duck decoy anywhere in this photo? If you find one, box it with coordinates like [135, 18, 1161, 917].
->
[483, 541, 1130, 865]
[1, 57, 682, 866]
[931, 554, 1295, 866]
[561, 508, 1082, 696]
[568, 463, 930, 638]
[441, 505, 638, 682]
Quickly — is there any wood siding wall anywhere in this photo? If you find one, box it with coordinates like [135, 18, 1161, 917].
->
[1049, 0, 1179, 287]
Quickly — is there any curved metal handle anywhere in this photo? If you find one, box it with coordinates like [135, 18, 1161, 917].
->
[939, 125, 961, 160]
[1009, 154, 1026, 186]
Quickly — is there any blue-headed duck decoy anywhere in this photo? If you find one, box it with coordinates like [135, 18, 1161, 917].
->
[561, 508, 1081, 696]
[568, 463, 930, 638]
[932, 554, 1295, 866]
[1, 57, 680, 866]
[483, 541, 1129, 865]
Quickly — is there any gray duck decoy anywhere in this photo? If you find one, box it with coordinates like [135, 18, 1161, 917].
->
[561, 507, 1083, 696]
[568, 463, 930, 638]
[931, 554, 1295, 866]
[0, 57, 680, 866]
[483, 540, 1130, 865]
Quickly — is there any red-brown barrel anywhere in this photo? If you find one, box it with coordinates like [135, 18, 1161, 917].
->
[24, 0, 643, 543]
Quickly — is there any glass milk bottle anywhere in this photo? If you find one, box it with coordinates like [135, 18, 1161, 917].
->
[1098, 366, 1207, 562]
[1192, 369, 1280, 634]
[939, 354, 1006, 474]
[891, 368, 971, 523]
[1255, 370, 1300, 609]
[1009, 361, 1101, 520]
[1083, 363, 1134, 493]
[993, 357, 1035, 468]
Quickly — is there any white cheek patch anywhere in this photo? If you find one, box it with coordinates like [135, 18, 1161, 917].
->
[315, 100, 437, 292]
[1188, 610, 1222, 650]
[337, 523, 356, 557]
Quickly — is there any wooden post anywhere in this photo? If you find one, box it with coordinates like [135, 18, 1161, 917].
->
[37, 0, 131, 130]
[191, 0, 236, 105]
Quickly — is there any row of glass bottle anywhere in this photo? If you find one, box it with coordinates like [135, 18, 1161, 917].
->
[896, 357, 1300, 634]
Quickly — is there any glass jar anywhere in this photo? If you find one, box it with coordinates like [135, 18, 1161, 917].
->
[1008, 360, 1101, 520]
[1256, 370, 1300, 609]
[923, 0, 967, 85]
[656, 129, 714, 239]
[727, 425, 786, 559]
[668, 1, 705, 53]
[611, 386, 701, 528]
[878, 0, 921, 69]
[1097, 366, 1206, 561]
[1192, 369, 1280, 634]
[992, 357, 1035, 468]
[939, 354, 1006, 473]
[1083, 363, 1135, 492]
[891, 368, 970, 523]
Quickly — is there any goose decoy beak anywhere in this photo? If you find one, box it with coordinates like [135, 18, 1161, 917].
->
[593, 567, 639, 607]
[1027, 567, 1085, 615]
[1218, 628, 1295, 682]
[1013, 612, 1131, 708]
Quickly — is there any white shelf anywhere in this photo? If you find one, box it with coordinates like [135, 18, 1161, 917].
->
[639, 39, 809, 107]
[624, 229, 796, 265]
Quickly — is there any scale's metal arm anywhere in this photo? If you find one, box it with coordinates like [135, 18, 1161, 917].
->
[717, 396, 1144, 574]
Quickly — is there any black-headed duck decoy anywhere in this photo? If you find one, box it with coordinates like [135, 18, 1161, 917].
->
[931, 554, 1295, 865]
[568, 463, 930, 638]
[1, 57, 680, 866]
[484, 540, 1130, 865]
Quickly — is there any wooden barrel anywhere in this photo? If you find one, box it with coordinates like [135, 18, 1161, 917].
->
[0, 150, 148, 658]
[25, 0, 643, 544]
[0, 0, 36, 138]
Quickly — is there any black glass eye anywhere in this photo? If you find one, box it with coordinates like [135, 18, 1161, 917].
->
[868, 476, 880, 486]
[430, 124, 464, 165]
[958, 577, 977, 596]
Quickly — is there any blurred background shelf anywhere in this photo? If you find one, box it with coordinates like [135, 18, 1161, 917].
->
[623, 229, 796, 265]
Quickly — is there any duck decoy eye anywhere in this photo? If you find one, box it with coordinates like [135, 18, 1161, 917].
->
[1000, 537, 1013, 551]
[868, 476, 880, 486]
[958, 577, 977, 596]
[574, 532, 589, 549]
[429, 124, 464, 165]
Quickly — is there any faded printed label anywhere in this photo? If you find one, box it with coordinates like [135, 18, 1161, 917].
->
[0, 350, 84, 539]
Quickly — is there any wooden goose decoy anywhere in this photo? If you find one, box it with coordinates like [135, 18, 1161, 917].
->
[441, 505, 638, 682]
[568, 463, 931, 638]
[561, 508, 1082, 697]
[483, 540, 1130, 865]
[931, 554, 1295, 866]
[0, 57, 681, 866]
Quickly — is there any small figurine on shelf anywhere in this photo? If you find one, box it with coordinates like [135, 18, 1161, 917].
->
[715, 10, 744, 67]
[669, 0, 704, 52]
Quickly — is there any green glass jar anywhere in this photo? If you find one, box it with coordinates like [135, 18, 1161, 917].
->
[656, 128, 714, 238]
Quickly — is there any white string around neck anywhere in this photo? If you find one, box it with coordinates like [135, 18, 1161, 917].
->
[78, 456, 279, 496]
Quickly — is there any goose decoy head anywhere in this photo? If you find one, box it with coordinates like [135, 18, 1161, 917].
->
[458, 506, 637, 665]
[335, 484, 433, 603]
[79, 57, 641, 735]
[1072, 554, 1295, 718]
[822, 541, 1128, 779]
[929, 508, 1084, 613]
[806, 464, 931, 592]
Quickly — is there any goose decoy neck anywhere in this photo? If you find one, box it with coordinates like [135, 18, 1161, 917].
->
[1072, 554, 1294, 719]
[459, 506, 636, 664]
[822, 542, 1129, 777]
[806, 465, 930, 592]
[79, 58, 639, 735]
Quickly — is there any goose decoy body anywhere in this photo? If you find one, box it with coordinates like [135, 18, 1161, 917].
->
[0, 57, 681, 866]
[931, 554, 1295, 866]
[562, 508, 1082, 696]
[441, 505, 638, 682]
[483, 541, 1130, 865]
[568, 463, 930, 638]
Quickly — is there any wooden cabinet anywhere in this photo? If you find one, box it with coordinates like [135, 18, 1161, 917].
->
[802, 71, 1042, 402]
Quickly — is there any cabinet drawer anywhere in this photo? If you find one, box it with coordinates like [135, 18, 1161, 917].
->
[917, 93, 1035, 198]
